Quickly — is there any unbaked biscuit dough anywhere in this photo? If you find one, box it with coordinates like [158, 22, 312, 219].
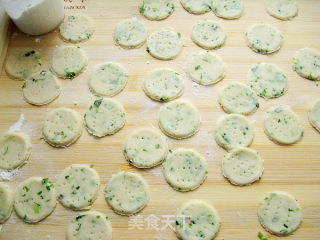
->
[139, 0, 175, 20]
[309, 98, 320, 132]
[0, 183, 13, 223]
[293, 48, 320, 81]
[212, 0, 244, 19]
[265, 0, 298, 20]
[180, 0, 212, 14]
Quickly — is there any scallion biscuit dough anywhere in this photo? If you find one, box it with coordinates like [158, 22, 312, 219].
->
[14, 177, 56, 223]
[186, 51, 225, 85]
[212, 0, 244, 19]
[123, 128, 168, 168]
[163, 148, 208, 191]
[59, 14, 94, 43]
[258, 191, 302, 236]
[0, 131, 31, 170]
[158, 99, 201, 139]
[42, 108, 83, 147]
[180, 0, 212, 14]
[264, 105, 303, 145]
[218, 82, 259, 115]
[105, 171, 149, 215]
[5, 48, 41, 80]
[247, 63, 288, 99]
[214, 114, 254, 150]
[175, 200, 220, 240]
[265, 0, 298, 20]
[88, 62, 128, 97]
[143, 68, 184, 102]
[309, 99, 320, 132]
[245, 23, 283, 54]
[293, 48, 320, 81]
[84, 98, 126, 137]
[191, 20, 226, 49]
[67, 211, 112, 240]
[139, 0, 175, 20]
[0, 183, 13, 223]
[56, 164, 100, 210]
[51, 46, 87, 79]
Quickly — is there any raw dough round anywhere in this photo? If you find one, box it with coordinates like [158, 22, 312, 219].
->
[114, 18, 148, 48]
[293, 48, 320, 81]
[84, 98, 126, 137]
[309, 98, 320, 132]
[175, 200, 220, 240]
[0, 183, 13, 223]
[214, 114, 254, 150]
[88, 62, 128, 97]
[143, 68, 184, 102]
[180, 0, 212, 14]
[14, 177, 56, 223]
[104, 171, 149, 216]
[186, 51, 225, 85]
[0, 131, 31, 170]
[123, 127, 168, 168]
[5, 48, 41, 80]
[191, 20, 226, 49]
[51, 46, 87, 79]
[245, 23, 283, 54]
[56, 164, 100, 210]
[22, 70, 61, 106]
[59, 14, 94, 43]
[146, 30, 183, 60]
[212, 0, 244, 19]
[163, 148, 208, 191]
[158, 99, 201, 139]
[42, 107, 83, 147]
[67, 211, 112, 240]
[258, 191, 302, 236]
[265, 0, 298, 20]
[264, 105, 304, 145]
[139, 0, 175, 20]
[218, 81, 259, 115]
[247, 63, 288, 99]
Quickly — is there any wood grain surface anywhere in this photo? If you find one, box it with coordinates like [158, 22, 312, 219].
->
[0, 0, 319, 239]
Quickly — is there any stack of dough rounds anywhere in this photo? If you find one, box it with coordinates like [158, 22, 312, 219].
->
[142, 68, 184, 102]
[308, 98, 320, 132]
[0, 183, 13, 223]
[180, 0, 212, 14]
[158, 99, 201, 139]
[14, 177, 56, 223]
[186, 51, 225, 85]
[265, 0, 298, 20]
[139, 0, 175, 20]
[59, 14, 94, 43]
[293, 48, 320, 81]
[84, 98, 126, 137]
[42, 107, 83, 147]
[56, 164, 100, 210]
[212, 0, 244, 19]
[123, 127, 168, 168]
[0, 131, 31, 170]
[104, 171, 149, 215]
[263, 105, 304, 145]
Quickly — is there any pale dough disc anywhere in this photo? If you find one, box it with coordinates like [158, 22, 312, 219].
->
[258, 191, 302, 236]
[67, 211, 112, 240]
[42, 107, 83, 147]
[56, 164, 100, 210]
[265, 0, 298, 20]
[14, 177, 56, 223]
[146, 30, 183, 60]
[143, 68, 184, 102]
[51, 46, 87, 79]
[123, 127, 168, 168]
[139, 0, 175, 20]
[218, 81, 259, 115]
[104, 171, 149, 216]
[88, 62, 128, 97]
[191, 20, 226, 50]
[309, 98, 320, 132]
[212, 0, 244, 19]
[0, 183, 13, 223]
[5, 48, 41, 80]
[214, 114, 254, 150]
[245, 23, 283, 54]
[0, 131, 31, 170]
[22, 70, 61, 106]
[264, 105, 304, 145]
[114, 18, 148, 48]
[222, 147, 263, 185]
[180, 0, 212, 14]
[175, 200, 220, 240]
[293, 48, 320, 81]
[162, 148, 208, 191]
[59, 14, 94, 43]
[158, 99, 201, 139]
[84, 98, 126, 137]
[247, 63, 288, 99]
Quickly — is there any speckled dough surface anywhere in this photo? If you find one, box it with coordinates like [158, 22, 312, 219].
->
[308, 98, 320, 132]
[212, 0, 244, 19]
[293, 48, 320, 81]
[265, 0, 298, 20]
[0, 183, 13, 223]
[180, 0, 212, 14]
[139, 0, 175, 20]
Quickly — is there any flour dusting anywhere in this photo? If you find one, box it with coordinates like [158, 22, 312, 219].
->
[9, 113, 24, 132]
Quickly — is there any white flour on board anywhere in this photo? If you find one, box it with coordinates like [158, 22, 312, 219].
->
[9, 113, 24, 132]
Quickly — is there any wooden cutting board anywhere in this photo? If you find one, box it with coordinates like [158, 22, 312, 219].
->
[0, 0, 319, 239]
